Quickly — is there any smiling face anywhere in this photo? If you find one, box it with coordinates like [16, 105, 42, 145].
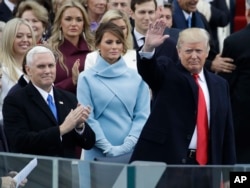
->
[13, 24, 33, 56]
[21, 10, 45, 42]
[177, 0, 198, 13]
[97, 31, 124, 64]
[60, 7, 84, 41]
[87, 0, 107, 16]
[26, 52, 56, 92]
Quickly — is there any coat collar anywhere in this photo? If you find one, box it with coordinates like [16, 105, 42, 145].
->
[91, 53, 128, 77]
[59, 37, 89, 56]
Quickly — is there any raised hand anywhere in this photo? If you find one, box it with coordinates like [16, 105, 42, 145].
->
[60, 105, 91, 135]
[143, 18, 169, 52]
[72, 59, 80, 85]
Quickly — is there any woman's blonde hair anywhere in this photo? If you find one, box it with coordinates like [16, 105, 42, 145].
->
[0, 18, 36, 82]
[99, 9, 133, 50]
[48, 0, 94, 75]
[15, 0, 49, 30]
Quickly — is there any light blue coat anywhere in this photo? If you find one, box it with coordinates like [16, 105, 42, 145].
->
[77, 54, 150, 160]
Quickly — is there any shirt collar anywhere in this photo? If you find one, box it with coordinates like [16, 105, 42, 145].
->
[195, 69, 205, 83]
[4, 0, 16, 12]
[133, 28, 145, 42]
[33, 84, 55, 102]
[183, 11, 193, 20]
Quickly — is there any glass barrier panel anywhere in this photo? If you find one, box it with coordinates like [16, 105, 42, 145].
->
[1, 152, 250, 188]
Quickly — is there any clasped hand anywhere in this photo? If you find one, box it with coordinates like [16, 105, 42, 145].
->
[60, 104, 91, 135]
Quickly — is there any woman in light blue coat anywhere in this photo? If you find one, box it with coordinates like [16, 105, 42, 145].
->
[77, 22, 150, 161]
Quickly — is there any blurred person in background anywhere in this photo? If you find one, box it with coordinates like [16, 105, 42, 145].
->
[0, 0, 18, 22]
[107, 0, 132, 16]
[161, 0, 172, 28]
[15, 0, 50, 43]
[0, 21, 6, 44]
[219, 0, 250, 164]
[81, 0, 107, 31]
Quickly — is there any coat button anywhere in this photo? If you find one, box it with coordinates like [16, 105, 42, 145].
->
[181, 158, 186, 164]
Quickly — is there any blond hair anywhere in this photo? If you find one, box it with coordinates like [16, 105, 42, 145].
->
[0, 18, 36, 82]
[16, 0, 49, 29]
[48, 0, 94, 75]
[176, 28, 210, 52]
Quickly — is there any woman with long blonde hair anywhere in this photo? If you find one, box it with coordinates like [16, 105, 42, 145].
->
[48, 0, 94, 94]
[0, 18, 36, 120]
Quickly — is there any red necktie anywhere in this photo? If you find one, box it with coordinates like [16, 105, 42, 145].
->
[193, 74, 208, 165]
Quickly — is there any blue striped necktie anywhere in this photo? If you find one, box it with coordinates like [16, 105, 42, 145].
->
[187, 15, 192, 28]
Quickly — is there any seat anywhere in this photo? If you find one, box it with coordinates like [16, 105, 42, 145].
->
[0, 120, 9, 152]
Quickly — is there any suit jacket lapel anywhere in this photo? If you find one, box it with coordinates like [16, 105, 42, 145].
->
[53, 89, 66, 124]
[26, 83, 58, 125]
[177, 63, 198, 107]
[204, 70, 219, 126]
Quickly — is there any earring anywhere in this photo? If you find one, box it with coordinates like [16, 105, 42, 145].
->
[59, 29, 62, 41]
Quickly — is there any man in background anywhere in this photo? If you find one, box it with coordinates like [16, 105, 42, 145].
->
[219, 0, 250, 164]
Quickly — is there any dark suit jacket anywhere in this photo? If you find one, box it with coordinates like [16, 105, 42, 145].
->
[172, 0, 205, 29]
[0, 2, 14, 22]
[3, 82, 95, 158]
[130, 54, 236, 165]
[8, 75, 28, 95]
[171, 0, 218, 71]
[209, 0, 231, 52]
[220, 24, 250, 163]
[163, 27, 181, 44]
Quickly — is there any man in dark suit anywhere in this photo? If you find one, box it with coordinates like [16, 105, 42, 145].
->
[130, 0, 179, 63]
[0, 0, 17, 22]
[171, 0, 235, 74]
[3, 45, 96, 187]
[219, 0, 250, 164]
[130, 19, 236, 187]
[197, 0, 231, 52]
[3, 45, 95, 158]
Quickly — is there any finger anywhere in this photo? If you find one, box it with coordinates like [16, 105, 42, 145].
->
[84, 105, 91, 113]
[221, 57, 234, 62]
[223, 64, 236, 71]
[75, 58, 80, 63]
[222, 69, 232, 73]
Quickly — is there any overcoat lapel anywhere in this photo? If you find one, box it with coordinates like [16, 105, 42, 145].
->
[26, 83, 58, 125]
